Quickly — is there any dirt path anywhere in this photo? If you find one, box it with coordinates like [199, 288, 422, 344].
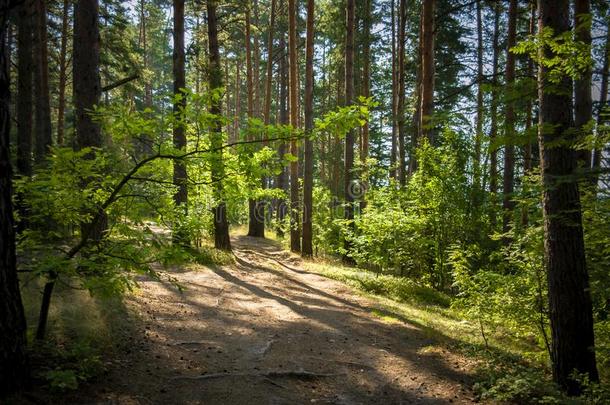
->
[76, 236, 477, 404]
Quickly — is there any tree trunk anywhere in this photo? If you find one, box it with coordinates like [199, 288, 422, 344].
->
[0, 7, 29, 393]
[538, 0, 599, 394]
[74, 0, 106, 240]
[390, 0, 397, 180]
[56, 0, 70, 146]
[276, 31, 288, 237]
[574, 0, 592, 170]
[522, 1, 536, 227]
[263, 0, 276, 125]
[419, 0, 435, 143]
[172, 0, 188, 244]
[207, 0, 231, 251]
[33, 0, 52, 162]
[502, 0, 517, 237]
[472, 0, 484, 211]
[234, 57, 241, 143]
[360, 0, 371, 210]
[408, 14, 423, 175]
[343, 0, 355, 264]
[17, 0, 32, 176]
[302, 0, 314, 257]
[397, 0, 406, 185]
[288, 0, 300, 252]
[489, 1, 501, 229]
[592, 20, 610, 181]
[246, 6, 265, 238]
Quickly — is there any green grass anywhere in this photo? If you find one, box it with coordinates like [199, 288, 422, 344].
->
[301, 259, 610, 403]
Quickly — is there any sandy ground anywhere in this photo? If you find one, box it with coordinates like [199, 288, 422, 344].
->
[60, 235, 477, 404]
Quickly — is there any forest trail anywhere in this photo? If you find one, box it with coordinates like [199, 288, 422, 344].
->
[75, 235, 477, 404]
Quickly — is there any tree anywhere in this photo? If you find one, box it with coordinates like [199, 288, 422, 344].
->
[419, 0, 435, 143]
[488, 1, 501, 228]
[33, 0, 52, 161]
[574, 0, 592, 170]
[246, 5, 264, 238]
[390, 0, 397, 180]
[17, 0, 33, 176]
[207, 0, 231, 251]
[302, 0, 315, 257]
[360, 0, 371, 209]
[73, 0, 106, 239]
[0, 3, 28, 393]
[343, 0, 355, 263]
[502, 0, 517, 236]
[537, 0, 599, 394]
[56, 0, 70, 146]
[396, 0, 406, 184]
[172, 0, 187, 243]
[592, 16, 609, 180]
[288, 0, 300, 252]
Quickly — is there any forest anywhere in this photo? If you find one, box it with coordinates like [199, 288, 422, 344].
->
[0, 0, 609, 403]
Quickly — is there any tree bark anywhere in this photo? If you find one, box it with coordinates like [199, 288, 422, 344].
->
[172, 0, 188, 243]
[592, 19, 609, 181]
[342, 0, 355, 264]
[276, 30, 288, 237]
[502, 0, 517, 237]
[246, 6, 265, 238]
[538, 0, 599, 394]
[522, 1, 536, 227]
[574, 0, 592, 170]
[473, 0, 484, 210]
[360, 0, 371, 210]
[74, 0, 106, 241]
[207, 0, 231, 251]
[302, 0, 314, 257]
[0, 5, 28, 393]
[390, 0, 397, 180]
[288, 0, 300, 252]
[33, 0, 52, 162]
[419, 0, 435, 143]
[263, 0, 276, 125]
[397, 0, 406, 185]
[17, 0, 32, 176]
[56, 0, 70, 146]
[489, 1, 501, 229]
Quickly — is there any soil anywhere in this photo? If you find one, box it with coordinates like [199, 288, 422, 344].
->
[47, 235, 478, 404]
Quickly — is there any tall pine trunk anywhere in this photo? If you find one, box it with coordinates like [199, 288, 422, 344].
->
[288, 0, 300, 252]
[502, 0, 517, 237]
[419, 0, 435, 143]
[360, 0, 371, 210]
[574, 0, 592, 170]
[172, 0, 188, 244]
[592, 21, 610, 182]
[33, 0, 52, 162]
[17, 0, 32, 176]
[207, 0, 231, 251]
[246, 6, 265, 238]
[342, 0, 355, 264]
[0, 5, 28, 393]
[276, 31, 288, 237]
[56, 0, 70, 146]
[396, 0, 406, 185]
[538, 0, 598, 394]
[489, 2, 501, 228]
[390, 0, 397, 180]
[302, 0, 314, 257]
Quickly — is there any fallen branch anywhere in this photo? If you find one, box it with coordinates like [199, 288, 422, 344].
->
[170, 369, 344, 381]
